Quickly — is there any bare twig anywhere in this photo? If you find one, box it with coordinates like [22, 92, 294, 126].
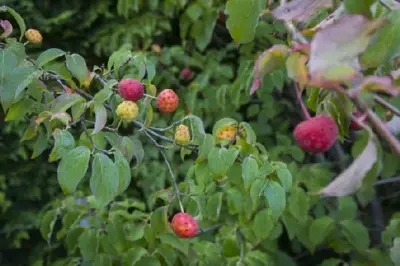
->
[144, 130, 184, 213]
[374, 95, 400, 117]
[374, 176, 400, 186]
[280, 0, 309, 44]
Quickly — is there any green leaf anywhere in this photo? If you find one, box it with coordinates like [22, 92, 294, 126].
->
[207, 192, 223, 221]
[93, 103, 107, 135]
[123, 247, 148, 266]
[51, 94, 85, 113]
[107, 221, 127, 254]
[108, 50, 131, 78]
[341, 220, 370, 250]
[253, 209, 275, 240]
[191, 10, 218, 51]
[309, 216, 335, 248]
[94, 254, 112, 266]
[361, 9, 400, 68]
[337, 196, 357, 220]
[40, 209, 58, 244]
[344, 0, 376, 18]
[226, 0, 263, 44]
[189, 115, 206, 144]
[242, 157, 259, 190]
[288, 187, 309, 222]
[90, 153, 119, 208]
[150, 206, 169, 236]
[5, 98, 36, 121]
[79, 229, 99, 260]
[135, 256, 161, 266]
[2, 6, 26, 41]
[49, 129, 76, 162]
[275, 164, 292, 192]
[66, 53, 90, 85]
[57, 146, 91, 194]
[71, 100, 86, 122]
[212, 118, 237, 136]
[264, 181, 286, 218]
[114, 149, 131, 195]
[197, 134, 215, 162]
[390, 237, 400, 265]
[36, 48, 66, 67]
[208, 147, 239, 177]
[66, 227, 84, 254]
[239, 122, 257, 144]
[250, 179, 266, 206]
[93, 79, 117, 104]
[31, 129, 48, 159]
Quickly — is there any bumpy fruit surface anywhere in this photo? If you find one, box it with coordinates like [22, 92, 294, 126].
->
[175, 125, 190, 145]
[350, 112, 366, 131]
[25, 29, 42, 44]
[180, 68, 192, 80]
[118, 78, 144, 102]
[171, 213, 198, 238]
[157, 89, 179, 113]
[293, 115, 338, 153]
[216, 125, 237, 142]
[116, 101, 139, 121]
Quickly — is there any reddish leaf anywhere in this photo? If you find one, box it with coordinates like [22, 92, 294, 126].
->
[319, 131, 377, 197]
[309, 15, 386, 81]
[0, 20, 13, 39]
[250, 45, 289, 95]
[349, 76, 400, 97]
[272, 0, 333, 22]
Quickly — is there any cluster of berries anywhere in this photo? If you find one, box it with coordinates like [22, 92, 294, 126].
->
[115, 78, 179, 122]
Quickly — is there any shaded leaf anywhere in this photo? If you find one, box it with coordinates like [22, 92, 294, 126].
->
[242, 157, 259, 190]
[197, 134, 215, 162]
[207, 192, 223, 221]
[94, 254, 112, 266]
[66, 53, 90, 85]
[250, 45, 289, 95]
[344, 0, 376, 18]
[319, 132, 377, 197]
[150, 206, 169, 236]
[272, 0, 333, 22]
[309, 216, 335, 247]
[253, 209, 275, 240]
[79, 229, 99, 260]
[341, 220, 370, 250]
[123, 247, 148, 266]
[51, 94, 84, 113]
[90, 153, 119, 208]
[40, 209, 58, 244]
[31, 129, 48, 159]
[57, 146, 91, 194]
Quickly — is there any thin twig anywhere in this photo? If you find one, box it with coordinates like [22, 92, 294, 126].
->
[280, 0, 309, 44]
[143, 131, 185, 213]
[374, 176, 400, 186]
[374, 95, 400, 117]
[294, 83, 311, 120]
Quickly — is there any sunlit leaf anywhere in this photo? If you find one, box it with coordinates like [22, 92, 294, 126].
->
[93, 103, 107, 134]
[36, 48, 66, 67]
[49, 129, 76, 162]
[250, 45, 289, 95]
[66, 53, 90, 86]
[286, 52, 309, 89]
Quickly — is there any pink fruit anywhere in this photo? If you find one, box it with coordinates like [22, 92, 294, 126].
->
[293, 115, 338, 153]
[157, 89, 179, 113]
[171, 213, 198, 238]
[118, 78, 144, 102]
[181, 68, 192, 80]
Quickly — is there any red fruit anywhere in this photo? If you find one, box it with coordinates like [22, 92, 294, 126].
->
[181, 68, 192, 80]
[118, 78, 144, 102]
[293, 115, 338, 153]
[65, 87, 73, 94]
[171, 213, 198, 238]
[350, 112, 365, 131]
[157, 89, 179, 113]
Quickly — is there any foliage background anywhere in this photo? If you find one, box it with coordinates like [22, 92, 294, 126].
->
[1, 0, 400, 266]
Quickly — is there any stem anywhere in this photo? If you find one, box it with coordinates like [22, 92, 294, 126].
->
[294, 84, 311, 120]
[374, 176, 400, 186]
[353, 97, 400, 158]
[374, 95, 400, 117]
[143, 93, 157, 100]
[280, 0, 309, 44]
[144, 131, 185, 213]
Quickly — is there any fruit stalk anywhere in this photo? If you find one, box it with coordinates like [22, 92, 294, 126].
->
[294, 83, 311, 120]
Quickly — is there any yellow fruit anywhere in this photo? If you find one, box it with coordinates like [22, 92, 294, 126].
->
[116, 101, 139, 121]
[216, 125, 237, 142]
[174, 125, 190, 145]
[24, 29, 42, 44]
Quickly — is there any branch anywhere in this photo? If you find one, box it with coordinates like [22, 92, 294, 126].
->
[374, 95, 400, 117]
[144, 130, 185, 213]
[374, 175, 400, 186]
[280, 0, 309, 44]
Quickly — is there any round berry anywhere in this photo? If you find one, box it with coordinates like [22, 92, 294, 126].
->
[175, 125, 190, 145]
[25, 29, 42, 44]
[157, 89, 179, 113]
[116, 101, 139, 121]
[180, 68, 192, 80]
[293, 115, 338, 153]
[171, 213, 198, 238]
[118, 78, 144, 102]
